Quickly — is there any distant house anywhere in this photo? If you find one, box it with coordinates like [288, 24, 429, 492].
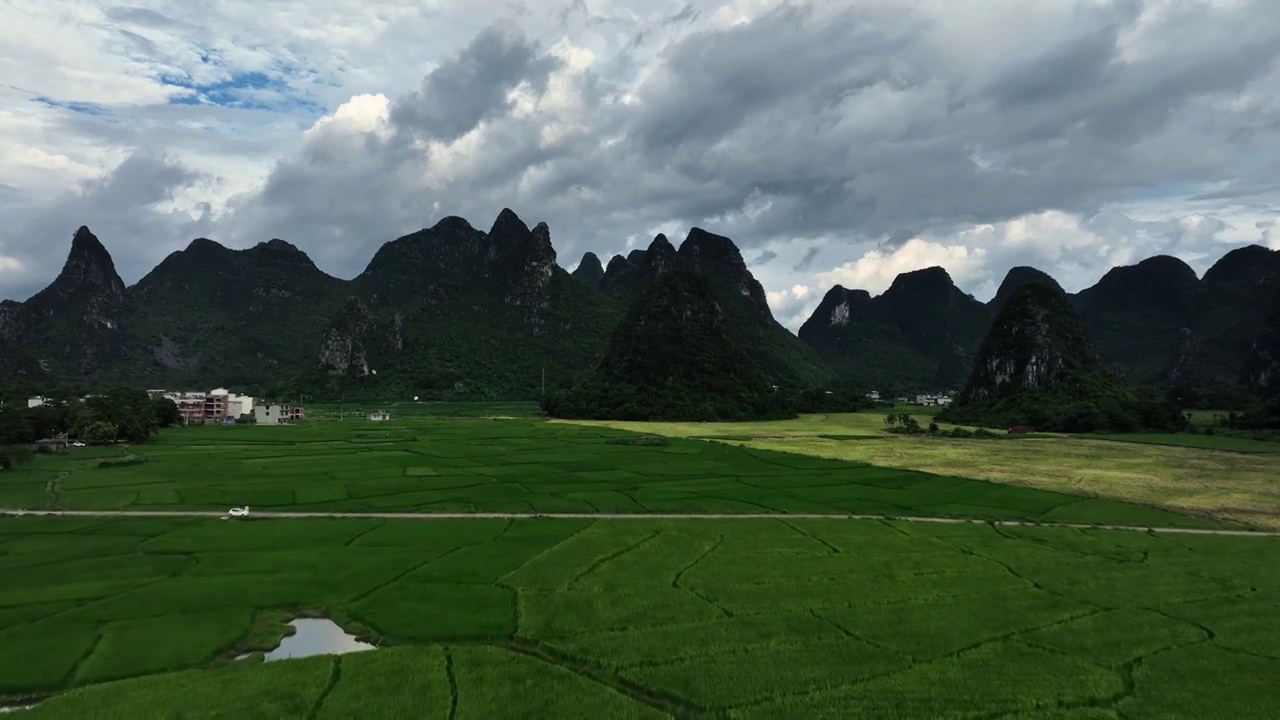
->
[1007, 426, 1031, 435]
[27, 397, 48, 409]
[254, 403, 306, 425]
[914, 393, 952, 407]
[864, 390, 881, 401]
[367, 411, 391, 422]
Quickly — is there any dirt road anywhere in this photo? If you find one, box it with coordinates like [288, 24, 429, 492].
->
[1, 508, 1277, 536]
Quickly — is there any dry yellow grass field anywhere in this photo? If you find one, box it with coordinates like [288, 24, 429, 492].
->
[561, 415, 1280, 530]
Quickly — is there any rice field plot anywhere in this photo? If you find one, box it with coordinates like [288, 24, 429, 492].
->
[1084, 433, 1280, 453]
[2, 516, 1279, 718]
[564, 413, 1280, 530]
[0, 419, 1224, 529]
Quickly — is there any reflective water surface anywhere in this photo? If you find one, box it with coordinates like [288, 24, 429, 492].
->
[240, 618, 376, 662]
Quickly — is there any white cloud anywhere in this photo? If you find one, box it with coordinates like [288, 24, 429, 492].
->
[817, 238, 989, 295]
[0, 256, 26, 275]
[2, 0, 1280, 321]
[1260, 219, 1280, 249]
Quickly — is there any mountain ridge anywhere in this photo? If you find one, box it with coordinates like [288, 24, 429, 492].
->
[4, 218, 1276, 408]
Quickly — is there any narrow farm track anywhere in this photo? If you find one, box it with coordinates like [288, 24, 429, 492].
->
[2, 508, 1279, 536]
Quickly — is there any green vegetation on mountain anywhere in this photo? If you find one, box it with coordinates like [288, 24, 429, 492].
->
[126, 237, 348, 391]
[939, 284, 1187, 432]
[799, 267, 989, 393]
[543, 272, 792, 421]
[800, 247, 1280, 408]
[289, 210, 628, 402]
[2, 216, 1275, 414]
[1071, 255, 1201, 386]
[598, 229, 833, 389]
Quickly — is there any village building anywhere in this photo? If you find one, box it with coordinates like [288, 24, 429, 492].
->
[254, 403, 307, 425]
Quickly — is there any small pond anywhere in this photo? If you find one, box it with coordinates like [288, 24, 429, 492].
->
[239, 618, 376, 662]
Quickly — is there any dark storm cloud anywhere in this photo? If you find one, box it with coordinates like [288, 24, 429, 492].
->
[792, 247, 820, 273]
[0, 155, 209, 300]
[15, 0, 1279, 306]
[214, 0, 1280, 285]
[389, 25, 560, 144]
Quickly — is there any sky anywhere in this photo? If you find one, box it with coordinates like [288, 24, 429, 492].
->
[1, 0, 1278, 331]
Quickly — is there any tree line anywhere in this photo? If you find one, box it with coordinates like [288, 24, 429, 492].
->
[0, 389, 182, 470]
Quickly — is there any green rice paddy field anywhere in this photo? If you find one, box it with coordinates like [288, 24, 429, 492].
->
[2, 516, 1279, 718]
[0, 420, 1223, 527]
[3, 416, 1280, 717]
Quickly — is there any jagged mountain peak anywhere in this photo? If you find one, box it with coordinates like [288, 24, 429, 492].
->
[530, 222, 554, 256]
[805, 285, 873, 330]
[257, 238, 303, 253]
[1109, 254, 1198, 283]
[45, 226, 126, 300]
[571, 252, 605, 289]
[884, 266, 956, 298]
[184, 237, 227, 253]
[431, 215, 480, 235]
[1202, 244, 1280, 286]
[991, 266, 1064, 311]
[678, 227, 747, 271]
[649, 233, 674, 252]
[489, 207, 530, 238]
[70, 225, 111, 259]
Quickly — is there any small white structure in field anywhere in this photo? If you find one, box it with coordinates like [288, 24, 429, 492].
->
[227, 506, 250, 517]
[368, 411, 391, 421]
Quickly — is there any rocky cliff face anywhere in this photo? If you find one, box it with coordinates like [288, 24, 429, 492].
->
[481, 211, 557, 334]
[19, 226, 130, 376]
[318, 298, 375, 377]
[961, 283, 1102, 403]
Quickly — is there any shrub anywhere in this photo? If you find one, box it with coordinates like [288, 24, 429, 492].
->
[605, 436, 670, 447]
[95, 456, 146, 469]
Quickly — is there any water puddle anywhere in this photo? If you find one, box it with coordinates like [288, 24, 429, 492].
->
[0, 706, 36, 714]
[237, 618, 375, 662]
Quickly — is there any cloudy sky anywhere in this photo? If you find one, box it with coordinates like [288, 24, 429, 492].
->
[2, 0, 1278, 330]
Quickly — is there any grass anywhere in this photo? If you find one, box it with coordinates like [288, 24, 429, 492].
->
[2, 516, 1278, 718]
[567, 413, 1280, 530]
[1084, 433, 1280, 453]
[0, 418, 1219, 529]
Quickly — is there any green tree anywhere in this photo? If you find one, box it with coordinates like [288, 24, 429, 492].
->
[149, 397, 182, 428]
[83, 421, 119, 445]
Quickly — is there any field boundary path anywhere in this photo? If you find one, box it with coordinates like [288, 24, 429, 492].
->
[3, 508, 1279, 537]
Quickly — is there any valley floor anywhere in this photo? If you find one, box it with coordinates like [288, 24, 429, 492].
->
[3, 516, 1279, 719]
[1, 413, 1278, 717]
[566, 415, 1280, 530]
